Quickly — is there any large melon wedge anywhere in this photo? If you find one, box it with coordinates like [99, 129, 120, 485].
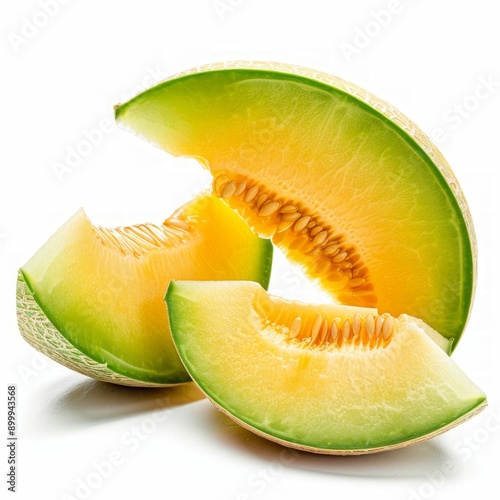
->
[166, 280, 486, 454]
[17, 194, 272, 387]
[115, 61, 476, 347]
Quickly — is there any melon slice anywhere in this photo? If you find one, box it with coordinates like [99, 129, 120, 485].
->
[115, 61, 476, 347]
[166, 280, 486, 454]
[17, 194, 272, 387]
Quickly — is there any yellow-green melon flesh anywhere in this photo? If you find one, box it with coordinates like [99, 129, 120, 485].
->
[17, 194, 272, 386]
[115, 61, 476, 348]
[166, 280, 486, 454]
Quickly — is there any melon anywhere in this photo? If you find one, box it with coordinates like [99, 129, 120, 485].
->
[115, 61, 476, 347]
[17, 194, 272, 387]
[166, 280, 487, 454]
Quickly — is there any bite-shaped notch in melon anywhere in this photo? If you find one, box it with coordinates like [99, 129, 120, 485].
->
[17, 194, 273, 387]
[115, 61, 476, 348]
[166, 280, 486, 454]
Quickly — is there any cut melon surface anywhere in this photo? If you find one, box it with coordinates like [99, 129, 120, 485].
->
[116, 61, 476, 347]
[17, 194, 272, 386]
[166, 280, 486, 454]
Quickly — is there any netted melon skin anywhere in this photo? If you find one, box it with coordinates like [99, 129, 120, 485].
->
[16, 271, 182, 388]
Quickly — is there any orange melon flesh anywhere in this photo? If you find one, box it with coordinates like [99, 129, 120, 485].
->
[166, 280, 486, 454]
[115, 62, 476, 346]
[17, 194, 272, 386]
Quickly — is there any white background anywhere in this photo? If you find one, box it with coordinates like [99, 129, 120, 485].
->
[1, 1, 499, 499]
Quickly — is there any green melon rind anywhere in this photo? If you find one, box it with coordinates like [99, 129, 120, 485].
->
[115, 61, 477, 349]
[253, 238, 273, 291]
[190, 379, 486, 455]
[16, 270, 181, 388]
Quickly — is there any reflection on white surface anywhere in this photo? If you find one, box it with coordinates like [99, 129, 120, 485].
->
[189, 403, 462, 480]
[25, 369, 466, 479]
[26, 375, 205, 434]
[10, 356, 498, 500]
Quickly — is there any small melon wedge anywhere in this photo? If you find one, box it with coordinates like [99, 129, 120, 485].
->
[116, 61, 476, 347]
[17, 194, 272, 387]
[166, 280, 486, 454]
